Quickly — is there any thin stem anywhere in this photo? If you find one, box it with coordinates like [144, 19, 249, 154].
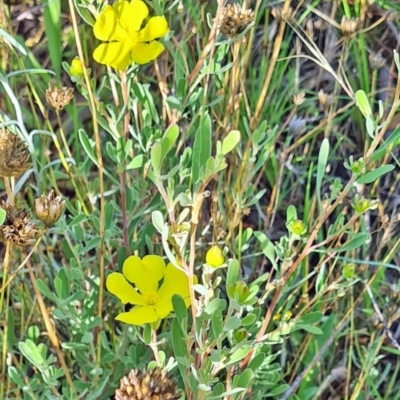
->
[0, 241, 11, 399]
[67, 0, 105, 364]
[120, 70, 130, 254]
[149, 329, 161, 366]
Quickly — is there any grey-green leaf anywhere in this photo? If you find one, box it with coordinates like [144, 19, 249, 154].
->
[192, 114, 212, 190]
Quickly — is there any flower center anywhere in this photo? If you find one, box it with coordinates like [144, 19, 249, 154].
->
[143, 292, 159, 305]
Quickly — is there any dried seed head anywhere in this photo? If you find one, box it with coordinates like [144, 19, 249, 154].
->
[35, 190, 65, 226]
[340, 16, 359, 36]
[45, 86, 74, 110]
[318, 89, 334, 112]
[368, 52, 386, 70]
[271, 6, 293, 22]
[115, 368, 180, 400]
[218, 4, 255, 38]
[0, 201, 39, 246]
[0, 129, 32, 177]
[292, 92, 305, 106]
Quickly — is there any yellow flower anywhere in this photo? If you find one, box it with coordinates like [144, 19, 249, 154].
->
[106, 255, 193, 325]
[93, 0, 169, 70]
[205, 245, 225, 268]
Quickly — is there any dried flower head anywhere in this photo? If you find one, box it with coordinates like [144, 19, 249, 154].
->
[0, 201, 39, 246]
[218, 4, 254, 38]
[340, 16, 359, 36]
[318, 89, 334, 112]
[271, 6, 293, 22]
[292, 92, 305, 106]
[0, 128, 32, 177]
[45, 86, 74, 110]
[115, 368, 180, 400]
[368, 52, 386, 70]
[35, 190, 65, 226]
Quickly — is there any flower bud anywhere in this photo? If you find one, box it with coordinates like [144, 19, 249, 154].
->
[70, 57, 84, 78]
[234, 281, 250, 304]
[35, 190, 65, 226]
[233, 328, 248, 343]
[205, 245, 225, 268]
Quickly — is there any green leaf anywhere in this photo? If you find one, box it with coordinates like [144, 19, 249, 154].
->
[204, 298, 226, 315]
[192, 113, 212, 189]
[226, 259, 239, 286]
[0, 208, 6, 226]
[254, 231, 277, 268]
[54, 269, 69, 300]
[160, 124, 179, 162]
[8, 367, 24, 387]
[297, 324, 323, 335]
[356, 164, 395, 184]
[286, 205, 297, 222]
[105, 202, 115, 230]
[43, 0, 61, 80]
[225, 345, 250, 366]
[126, 154, 145, 170]
[152, 211, 164, 234]
[171, 319, 187, 384]
[330, 233, 370, 252]
[81, 332, 94, 344]
[79, 129, 97, 166]
[36, 279, 58, 302]
[300, 311, 323, 325]
[172, 294, 187, 325]
[211, 383, 225, 397]
[83, 237, 102, 253]
[233, 369, 253, 390]
[241, 313, 257, 326]
[224, 316, 241, 331]
[355, 90, 372, 118]
[212, 310, 223, 338]
[221, 130, 240, 155]
[19, 339, 45, 367]
[366, 115, 375, 139]
[72, 0, 95, 25]
[248, 352, 265, 372]
[151, 143, 162, 175]
[0, 28, 27, 55]
[268, 384, 290, 396]
[316, 138, 329, 209]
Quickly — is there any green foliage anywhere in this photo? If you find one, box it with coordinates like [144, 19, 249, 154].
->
[1, 0, 400, 399]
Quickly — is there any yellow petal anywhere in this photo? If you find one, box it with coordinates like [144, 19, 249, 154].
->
[156, 264, 194, 309]
[117, 0, 149, 33]
[130, 41, 165, 65]
[106, 272, 147, 305]
[93, 42, 132, 70]
[122, 255, 165, 294]
[115, 306, 158, 325]
[139, 16, 169, 42]
[93, 4, 128, 42]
